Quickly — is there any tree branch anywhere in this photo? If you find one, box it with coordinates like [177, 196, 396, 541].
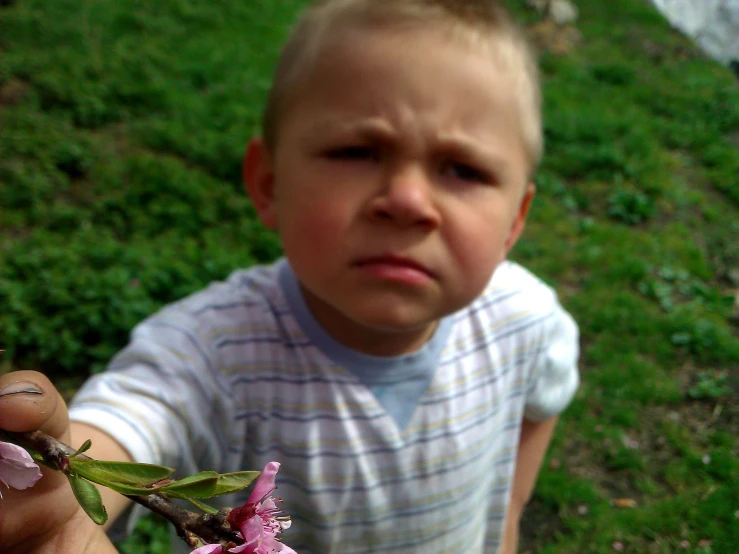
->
[2, 430, 242, 549]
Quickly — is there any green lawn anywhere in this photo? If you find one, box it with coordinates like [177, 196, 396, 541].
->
[1, 0, 738, 552]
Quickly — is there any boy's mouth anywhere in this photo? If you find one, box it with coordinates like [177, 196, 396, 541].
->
[353, 255, 435, 284]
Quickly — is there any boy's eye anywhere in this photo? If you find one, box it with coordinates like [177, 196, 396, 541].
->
[444, 162, 490, 184]
[324, 146, 378, 161]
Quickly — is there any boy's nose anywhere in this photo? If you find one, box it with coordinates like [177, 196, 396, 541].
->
[370, 165, 441, 228]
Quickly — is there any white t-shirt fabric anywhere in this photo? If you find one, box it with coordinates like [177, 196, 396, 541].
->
[69, 258, 580, 554]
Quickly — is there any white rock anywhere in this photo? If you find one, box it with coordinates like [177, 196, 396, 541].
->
[549, 0, 579, 25]
[527, 0, 548, 12]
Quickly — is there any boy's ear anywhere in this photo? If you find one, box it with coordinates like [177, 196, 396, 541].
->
[504, 183, 536, 253]
[243, 137, 279, 229]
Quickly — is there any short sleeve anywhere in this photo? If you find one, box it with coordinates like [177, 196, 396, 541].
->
[523, 302, 580, 421]
[68, 302, 236, 473]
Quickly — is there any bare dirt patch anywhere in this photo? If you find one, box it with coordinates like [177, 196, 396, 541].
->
[0, 78, 29, 106]
[527, 19, 583, 55]
[519, 496, 563, 553]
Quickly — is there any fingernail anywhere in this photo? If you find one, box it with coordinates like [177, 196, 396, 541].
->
[0, 382, 44, 397]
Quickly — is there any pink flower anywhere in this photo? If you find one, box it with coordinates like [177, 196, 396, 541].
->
[227, 462, 296, 554]
[0, 441, 43, 498]
[191, 545, 223, 554]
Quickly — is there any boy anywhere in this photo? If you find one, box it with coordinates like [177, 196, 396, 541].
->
[0, 0, 579, 552]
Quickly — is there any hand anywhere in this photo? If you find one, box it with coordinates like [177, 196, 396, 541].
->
[0, 370, 117, 554]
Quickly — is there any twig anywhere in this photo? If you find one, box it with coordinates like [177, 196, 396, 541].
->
[1, 429, 242, 548]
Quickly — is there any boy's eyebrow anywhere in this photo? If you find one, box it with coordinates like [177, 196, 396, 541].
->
[321, 118, 395, 141]
[322, 119, 509, 168]
[434, 132, 510, 171]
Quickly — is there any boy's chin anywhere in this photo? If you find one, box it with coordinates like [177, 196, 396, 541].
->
[342, 300, 441, 330]
[328, 308, 443, 356]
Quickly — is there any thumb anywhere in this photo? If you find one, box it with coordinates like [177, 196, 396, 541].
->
[0, 370, 71, 444]
[0, 372, 109, 554]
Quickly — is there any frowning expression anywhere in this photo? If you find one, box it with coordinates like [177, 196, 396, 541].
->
[245, 27, 535, 355]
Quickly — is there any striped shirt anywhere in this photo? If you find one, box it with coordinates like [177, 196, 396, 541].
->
[69, 258, 579, 554]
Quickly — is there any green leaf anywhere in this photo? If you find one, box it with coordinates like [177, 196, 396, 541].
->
[158, 470, 261, 500]
[158, 471, 220, 499]
[212, 471, 260, 496]
[186, 497, 220, 514]
[71, 439, 92, 458]
[70, 459, 175, 486]
[67, 474, 108, 525]
[86, 480, 160, 497]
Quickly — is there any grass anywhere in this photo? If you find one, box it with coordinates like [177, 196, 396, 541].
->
[1, 0, 738, 552]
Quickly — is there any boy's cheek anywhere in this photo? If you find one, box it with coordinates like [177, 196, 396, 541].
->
[280, 215, 346, 273]
[286, 210, 344, 243]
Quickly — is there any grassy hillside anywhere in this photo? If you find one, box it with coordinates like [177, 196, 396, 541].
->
[1, 0, 738, 552]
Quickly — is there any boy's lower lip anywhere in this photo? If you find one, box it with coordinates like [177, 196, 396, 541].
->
[355, 261, 433, 286]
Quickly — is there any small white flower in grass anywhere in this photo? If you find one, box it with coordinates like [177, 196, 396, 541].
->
[0, 441, 43, 497]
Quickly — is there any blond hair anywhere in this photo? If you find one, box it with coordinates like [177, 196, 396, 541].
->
[262, 0, 543, 169]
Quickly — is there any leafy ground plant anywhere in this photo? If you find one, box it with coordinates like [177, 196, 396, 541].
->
[1, 0, 738, 552]
[687, 371, 733, 401]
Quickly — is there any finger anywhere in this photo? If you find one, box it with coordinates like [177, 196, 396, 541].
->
[0, 370, 71, 443]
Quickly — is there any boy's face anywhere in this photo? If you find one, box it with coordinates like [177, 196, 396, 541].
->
[245, 27, 535, 356]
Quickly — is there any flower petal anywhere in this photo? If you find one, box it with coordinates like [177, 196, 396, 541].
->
[0, 442, 38, 466]
[230, 513, 272, 553]
[262, 536, 288, 554]
[226, 461, 294, 552]
[247, 462, 280, 505]
[0, 442, 43, 492]
[240, 514, 266, 546]
[190, 544, 223, 554]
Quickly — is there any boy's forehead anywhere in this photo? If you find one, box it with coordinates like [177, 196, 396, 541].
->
[286, 30, 520, 132]
[309, 22, 503, 71]
[298, 26, 503, 91]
